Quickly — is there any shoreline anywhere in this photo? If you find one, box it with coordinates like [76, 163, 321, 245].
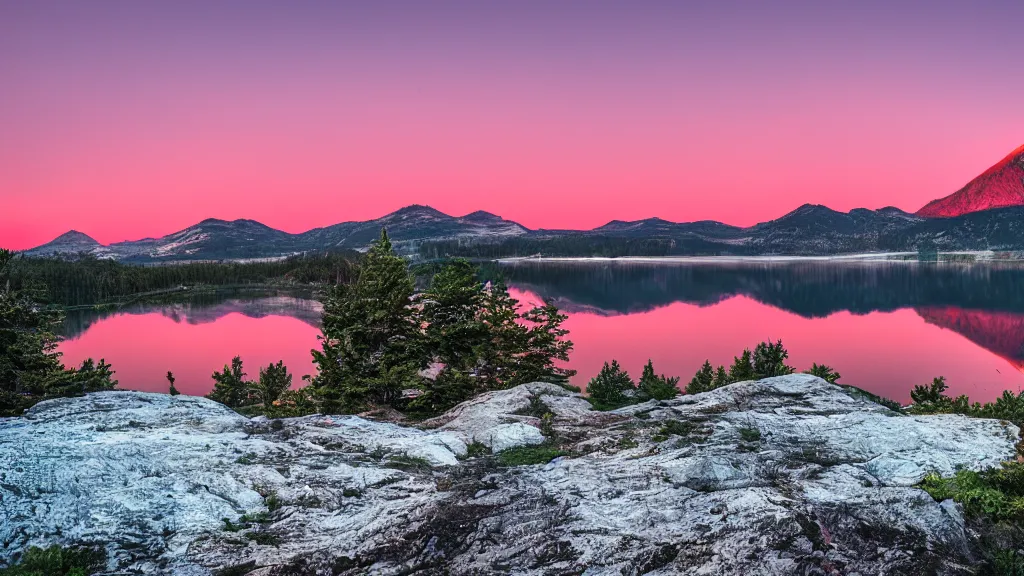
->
[497, 250, 1024, 264]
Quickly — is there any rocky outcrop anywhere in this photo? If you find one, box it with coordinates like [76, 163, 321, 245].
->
[0, 375, 1018, 575]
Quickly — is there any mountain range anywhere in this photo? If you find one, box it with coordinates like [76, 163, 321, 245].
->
[23, 144, 1024, 261]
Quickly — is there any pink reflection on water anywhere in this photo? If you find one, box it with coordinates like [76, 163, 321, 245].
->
[59, 312, 320, 396]
[511, 289, 1024, 404]
[58, 293, 1024, 404]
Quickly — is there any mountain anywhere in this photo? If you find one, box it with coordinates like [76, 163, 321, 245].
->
[917, 144, 1024, 217]
[27, 202, 1024, 262]
[22, 230, 104, 258]
[108, 218, 306, 261]
[298, 205, 528, 251]
[24, 206, 530, 262]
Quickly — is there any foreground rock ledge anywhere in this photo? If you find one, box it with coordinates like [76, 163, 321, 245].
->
[0, 375, 1018, 575]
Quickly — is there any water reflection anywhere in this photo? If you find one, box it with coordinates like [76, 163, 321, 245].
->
[500, 261, 1024, 402]
[499, 261, 1024, 317]
[60, 289, 323, 340]
[56, 264, 1024, 403]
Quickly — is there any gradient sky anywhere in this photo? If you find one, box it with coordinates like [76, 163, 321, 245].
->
[3, 0, 1023, 249]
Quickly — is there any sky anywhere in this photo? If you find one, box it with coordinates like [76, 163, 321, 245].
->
[2, 0, 1023, 249]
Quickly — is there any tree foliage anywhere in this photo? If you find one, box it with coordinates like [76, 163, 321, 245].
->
[0, 249, 117, 415]
[586, 360, 635, 409]
[807, 363, 841, 384]
[205, 356, 296, 412]
[303, 237, 576, 416]
[254, 361, 292, 407]
[207, 356, 250, 408]
[310, 229, 424, 413]
[686, 360, 718, 395]
[638, 360, 680, 401]
[5, 251, 360, 307]
[752, 339, 795, 378]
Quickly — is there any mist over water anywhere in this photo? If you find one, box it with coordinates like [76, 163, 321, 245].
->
[58, 263, 1024, 403]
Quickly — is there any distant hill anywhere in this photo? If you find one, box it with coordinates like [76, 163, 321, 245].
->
[23, 205, 530, 263]
[23, 231, 103, 258]
[22, 144, 1024, 261]
[917, 144, 1024, 217]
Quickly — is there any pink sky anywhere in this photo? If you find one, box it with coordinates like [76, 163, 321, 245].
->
[2, 1, 1023, 249]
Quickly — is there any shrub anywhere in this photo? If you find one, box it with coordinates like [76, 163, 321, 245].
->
[806, 363, 841, 384]
[638, 360, 679, 400]
[919, 462, 1024, 522]
[738, 426, 761, 442]
[586, 360, 636, 409]
[497, 444, 566, 466]
[752, 340, 794, 378]
[0, 545, 105, 576]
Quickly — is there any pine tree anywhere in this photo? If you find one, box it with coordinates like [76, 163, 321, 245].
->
[637, 360, 680, 400]
[207, 356, 250, 408]
[475, 281, 528, 391]
[807, 363, 840, 384]
[422, 259, 485, 370]
[310, 229, 424, 412]
[1, 249, 116, 415]
[167, 371, 180, 396]
[752, 340, 794, 378]
[409, 365, 477, 415]
[255, 361, 292, 406]
[686, 360, 716, 394]
[518, 304, 576, 385]
[586, 360, 635, 408]
[712, 365, 731, 389]
[728, 349, 756, 382]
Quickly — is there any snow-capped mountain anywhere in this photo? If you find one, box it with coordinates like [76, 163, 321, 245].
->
[22, 144, 1024, 262]
[23, 206, 530, 262]
[917, 144, 1024, 217]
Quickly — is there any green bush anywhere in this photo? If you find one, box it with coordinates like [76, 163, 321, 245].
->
[919, 462, 1024, 522]
[0, 545, 105, 576]
[586, 360, 636, 409]
[497, 444, 566, 466]
[638, 360, 679, 400]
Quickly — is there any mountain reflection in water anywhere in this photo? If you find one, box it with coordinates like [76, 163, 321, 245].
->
[499, 261, 1024, 402]
[57, 264, 1024, 402]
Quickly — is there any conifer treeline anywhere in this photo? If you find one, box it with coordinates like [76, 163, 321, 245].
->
[6, 251, 361, 306]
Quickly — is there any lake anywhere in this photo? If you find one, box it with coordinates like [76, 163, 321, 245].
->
[58, 262, 1024, 403]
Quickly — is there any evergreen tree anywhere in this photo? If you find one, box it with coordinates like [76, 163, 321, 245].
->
[712, 365, 731, 389]
[255, 361, 292, 406]
[422, 259, 485, 370]
[911, 376, 949, 405]
[637, 360, 680, 400]
[207, 356, 250, 408]
[518, 304, 576, 385]
[167, 371, 180, 396]
[0, 249, 116, 415]
[807, 363, 841, 384]
[686, 360, 716, 394]
[752, 340, 794, 378]
[310, 229, 424, 412]
[409, 366, 477, 415]
[475, 281, 528, 390]
[728, 349, 756, 382]
[586, 360, 635, 408]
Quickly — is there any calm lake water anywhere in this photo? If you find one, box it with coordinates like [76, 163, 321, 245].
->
[58, 262, 1024, 403]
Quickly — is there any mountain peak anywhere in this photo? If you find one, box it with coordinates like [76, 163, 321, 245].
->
[459, 210, 502, 223]
[51, 230, 100, 245]
[916, 144, 1024, 218]
[389, 204, 448, 218]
